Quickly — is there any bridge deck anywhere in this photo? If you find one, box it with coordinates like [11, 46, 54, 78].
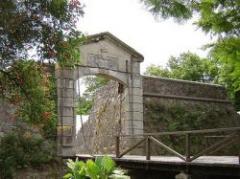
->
[76, 154, 239, 166]
[74, 155, 240, 176]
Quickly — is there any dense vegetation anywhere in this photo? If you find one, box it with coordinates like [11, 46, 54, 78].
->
[0, 0, 83, 177]
[0, 126, 56, 178]
[144, 100, 239, 155]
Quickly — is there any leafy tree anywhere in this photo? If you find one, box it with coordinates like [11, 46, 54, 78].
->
[144, 65, 171, 78]
[210, 37, 240, 109]
[0, 60, 57, 137]
[0, 2, 83, 176]
[0, 0, 83, 126]
[142, 0, 240, 36]
[0, 0, 83, 69]
[145, 52, 219, 83]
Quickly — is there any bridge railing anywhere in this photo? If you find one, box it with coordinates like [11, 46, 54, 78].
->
[115, 127, 240, 163]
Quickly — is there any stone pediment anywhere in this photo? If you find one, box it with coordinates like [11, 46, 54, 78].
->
[79, 32, 144, 73]
[83, 32, 144, 61]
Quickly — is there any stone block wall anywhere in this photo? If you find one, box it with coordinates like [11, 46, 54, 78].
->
[79, 76, 240, 155]
[143, 76, 228, 100]
[143, 76, 240, 155]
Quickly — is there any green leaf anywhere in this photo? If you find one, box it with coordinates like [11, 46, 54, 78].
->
[100, 156, 116, 174]
[63, 173, 73, 179]
[85, 159, 101, 179]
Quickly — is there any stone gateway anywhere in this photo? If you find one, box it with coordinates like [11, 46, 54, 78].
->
[56, 32, 144, 156]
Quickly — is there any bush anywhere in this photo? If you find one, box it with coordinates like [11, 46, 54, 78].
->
[0, 127, 55, 178]
[64, 156, 130, 179]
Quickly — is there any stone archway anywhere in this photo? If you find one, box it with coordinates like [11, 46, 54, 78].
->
[56, 32, 144, 156]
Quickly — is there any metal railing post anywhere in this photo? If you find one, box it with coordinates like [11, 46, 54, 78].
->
[116, 136, 120, 158]
[146, 136, 151, 160]
[185, 133, 191, 162]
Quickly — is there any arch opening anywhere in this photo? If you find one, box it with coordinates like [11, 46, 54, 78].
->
[74, 74, 128, 155]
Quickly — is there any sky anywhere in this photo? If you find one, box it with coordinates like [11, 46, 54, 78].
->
[78, 0, 212, 73]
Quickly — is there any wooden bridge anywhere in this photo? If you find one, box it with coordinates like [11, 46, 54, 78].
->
[66, 127, 240, 177]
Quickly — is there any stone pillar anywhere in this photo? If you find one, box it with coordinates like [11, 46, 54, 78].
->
[56, 66, 76, 156]
[123, 60, 143, 136]
[121, 60, 144, 154]
[130, 61, 143, 135]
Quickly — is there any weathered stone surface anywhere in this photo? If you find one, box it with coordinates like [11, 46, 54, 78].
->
[75, 75, 240, 156]
[57, 88, 74, 98]
[143, 77, 240, 156]
[58, 98, 74, 107]
[57, 33, 144, 156]
[132, 62, 140, 74]
[58, 116, 74, 125]
[57, 79, 74, 89]
[57, 125, 73, 137]
[143, 76, 228, 99]
[75, 81, 128, 154]
[55, 69, 75, 79]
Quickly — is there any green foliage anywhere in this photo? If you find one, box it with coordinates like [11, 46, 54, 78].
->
[211, 38, 240, 90]
[56, 36, 85, 68]
[76, 97, 93, 115]
[210, 37, 240, 110]
[145, 52, 219, 83]
[144, 65, 171, 78]
[77, 76, 109, 115]
[64, 156, 130, 179]
[0, 0, 83, 130]
[142, 0, 193, 21]
[142, 0, 240, 36]
[0, 127, 55, 178]
[84, 76, 109, 94]
[145, 101, 239, 155]
[0, 60, 57, 138]
[144, 50, 240, 109]
[0, 0, 83, 68]
[195, 0, 240, 36]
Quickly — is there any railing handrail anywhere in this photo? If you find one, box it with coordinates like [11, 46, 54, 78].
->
[115, 126, 240, 163]
[118, 126, 240, 137]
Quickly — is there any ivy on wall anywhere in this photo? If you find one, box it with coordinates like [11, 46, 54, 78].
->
[144, 99, 239, 155]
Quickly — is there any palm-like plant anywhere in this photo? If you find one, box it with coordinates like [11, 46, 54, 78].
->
[64, 156, 130, 179]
